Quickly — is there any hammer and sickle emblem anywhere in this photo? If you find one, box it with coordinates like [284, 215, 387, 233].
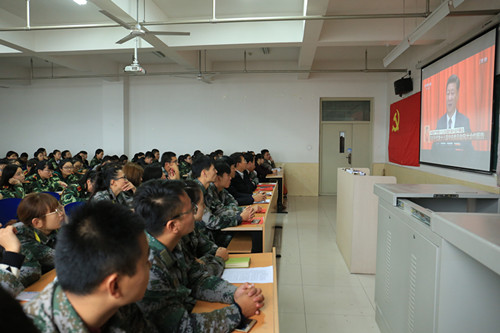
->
[392, 109, 400, 132]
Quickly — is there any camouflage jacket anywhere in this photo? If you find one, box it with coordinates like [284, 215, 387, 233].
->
[181, 225, 225, 277]
[60, 184, 89, 206]
[89, 157, 101, 168]
[179, 161, 192, 178]
[90, 188, 133, 209]
[249, 170, 259, 187]
[47, 158, 60, 171]
[53, 171, 81, 186]
[24, 174, 64, 194]
[24, 281, 158, 333]
[198, 182, 242, 247]
[1, 247, 41, 296]
[0, 183, 25, 199]
[137, 233, 241, 333]
[16, 224, 57, 274]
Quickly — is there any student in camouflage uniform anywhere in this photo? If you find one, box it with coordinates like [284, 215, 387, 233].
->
[16, 193, 64, 274]
[90, 163, 135, 209]
[0, 224, 42, 296]
[47, 149, 61, 170]
[261, 149, 276, 171]
[0, 164, 26, 199]
[182, 180, 228, 277]
[178, 154, 193, 179]
[24, 160, 66, 194]
[133, 180, 264, 333]
[24, 201, 158, 333]
[195, 159, 254, 247]
[60, 170, 98, 206]
[160, 151, 180, 180]
[90, 148, 104, 168]
[53, 159, 80, 186]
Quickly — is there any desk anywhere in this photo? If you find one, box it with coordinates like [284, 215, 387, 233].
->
[266, 169, 285, 213]
[193, 249, 279, 333]
[223, 185, 278, 252]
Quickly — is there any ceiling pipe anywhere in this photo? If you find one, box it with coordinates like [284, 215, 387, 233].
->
[0, 10, 498, 32]
[0, 67, 408, 82]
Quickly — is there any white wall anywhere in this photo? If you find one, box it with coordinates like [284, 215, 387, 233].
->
[0, 79, 104, 156]
[127, 73, 389, 163]
[0, 73, 389, 164]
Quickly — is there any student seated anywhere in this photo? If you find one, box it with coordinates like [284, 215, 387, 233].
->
[16, 193, 64, 274]
[178, 154, 193, 179]
[90, 163, 135, 208]
[47, 150, 62, 170]
[245, 152, 260, 187]
[24, 160, 66, 194]
[229, 153, 256, 195]
[53, 158, 80, 186]
[134, 179, 264, 333]
[0, 163, 26, 199]
[182, 180, 228, 277]
[23, 201, 157, 333]
[255, 153, 274, 182]
[225, 155, 265, 206]
[60, 170, 98, 206]
[193, 156, 254, 247]
[260, 149, 276, 170]
[160, 151, 180, 180]
[90, 148, 104, 168]
[0, 224, 41, 296]
[142, 165, 166, 182]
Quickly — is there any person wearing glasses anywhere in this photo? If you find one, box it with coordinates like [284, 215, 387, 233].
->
[181, 180, 228, 277]
[15, 193, 65, 276]
[24, 160, 67, 194]
[0, 163, 26, 199]
[90, 163, 135, 208]
[134, 180, 264, 333]
[53, 158, 80, 186]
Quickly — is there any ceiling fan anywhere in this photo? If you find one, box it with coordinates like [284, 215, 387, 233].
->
[99, 0, 190, 44]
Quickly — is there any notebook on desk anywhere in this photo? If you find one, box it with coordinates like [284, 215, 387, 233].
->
[225, 257, 251, 268]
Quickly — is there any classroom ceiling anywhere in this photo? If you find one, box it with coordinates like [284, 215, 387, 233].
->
[0, 0, 499, 82]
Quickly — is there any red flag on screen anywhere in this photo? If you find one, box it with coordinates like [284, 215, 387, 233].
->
[388, 92, 421, 166]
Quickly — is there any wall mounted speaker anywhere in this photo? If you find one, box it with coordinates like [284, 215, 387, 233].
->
[394, 77, 413, 96]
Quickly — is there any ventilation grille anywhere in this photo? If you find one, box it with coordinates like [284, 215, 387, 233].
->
[384, 230, 392, 303]
[408, 253, 417, 333]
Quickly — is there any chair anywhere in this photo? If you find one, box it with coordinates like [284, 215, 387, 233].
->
[0, 198, 22, 227]
[64, 201, 85, 217]
[43, 191, 61, 201]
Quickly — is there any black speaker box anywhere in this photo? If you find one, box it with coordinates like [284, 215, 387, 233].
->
[394, 77, 413, 96]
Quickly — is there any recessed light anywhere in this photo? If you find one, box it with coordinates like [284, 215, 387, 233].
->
[73, 0, 87, 5]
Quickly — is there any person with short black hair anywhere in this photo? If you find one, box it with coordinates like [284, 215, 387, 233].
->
[178, 154, 193, 179]
[228, 153, 264, 206]
[48, 150, 62, 170]
[260, 149, 276, 171]
[23, 201, 157, 333]
[160, 151, 180, 180]
[90, 149, 104, 168]
[142, 165, 165, 182]
[134, 180, 264, 333]
[5, 151, 19, 160]
[182, 180, 227, 277]
[255, 153, 273, 182]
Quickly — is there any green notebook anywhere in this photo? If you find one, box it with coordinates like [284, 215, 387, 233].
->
[225, 257, 251, 268]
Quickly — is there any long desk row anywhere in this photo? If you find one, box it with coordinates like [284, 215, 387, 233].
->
[22, 250, 279, 332]
[224, 183, 278, 253]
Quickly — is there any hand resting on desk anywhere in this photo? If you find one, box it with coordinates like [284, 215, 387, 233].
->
[234, 283, 265, 317]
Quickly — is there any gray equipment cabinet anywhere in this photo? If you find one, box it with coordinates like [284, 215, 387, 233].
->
[373, 184, 500, 333]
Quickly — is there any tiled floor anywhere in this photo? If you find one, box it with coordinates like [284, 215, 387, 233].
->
[277, 196, 381, 333]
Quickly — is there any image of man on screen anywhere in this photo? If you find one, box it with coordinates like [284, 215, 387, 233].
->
[436, 74, 471, 132]
[432, 74, 473, 158]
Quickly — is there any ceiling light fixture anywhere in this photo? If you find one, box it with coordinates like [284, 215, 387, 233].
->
[73, 0, 87, 5]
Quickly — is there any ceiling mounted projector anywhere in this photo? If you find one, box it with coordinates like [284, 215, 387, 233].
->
[124, 62, 146, 75]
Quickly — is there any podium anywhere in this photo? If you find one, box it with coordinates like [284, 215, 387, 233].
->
[336, 168, 396, 274]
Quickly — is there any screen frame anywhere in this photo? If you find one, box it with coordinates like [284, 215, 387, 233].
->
[419, 27, 498, 174]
